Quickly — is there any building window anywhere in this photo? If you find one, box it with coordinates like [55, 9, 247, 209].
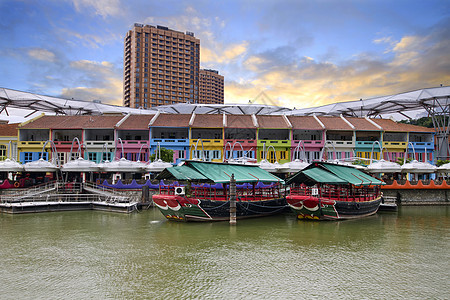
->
[102, 152, 112, 162]
[212, 150, 220, 160]
[204, 151, 211, 161]
[88, 153, 97, 162]
[194, 150, 202, 160]
[24, 152, 33, 163]
[417, 152, 423, 162]
[0, 145, 6, 160]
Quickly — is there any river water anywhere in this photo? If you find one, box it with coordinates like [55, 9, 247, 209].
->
[0, 206, 448, 299]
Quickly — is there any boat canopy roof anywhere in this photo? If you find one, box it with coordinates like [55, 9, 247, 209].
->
[160, 165, 209, 181]
[286, 162, 385, 186]
[157, 160, 285, 184]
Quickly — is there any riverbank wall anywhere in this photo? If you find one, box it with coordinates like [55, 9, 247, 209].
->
[382, 180, 450, 205]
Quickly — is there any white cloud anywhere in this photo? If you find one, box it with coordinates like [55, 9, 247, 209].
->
[392, 35, 428, 52]
[61, 59, 123, 105]
[27, 48, 57, 62]
[71, 0, 122, 18]
[142, 6, 233, 67]
[202, 41, 249, 64]
[70, 60, 114, 73]
[224, 27, 450, 109]
[59, 28, 121, 49]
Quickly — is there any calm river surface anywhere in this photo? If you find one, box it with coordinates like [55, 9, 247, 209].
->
[0, 206, 449, 299]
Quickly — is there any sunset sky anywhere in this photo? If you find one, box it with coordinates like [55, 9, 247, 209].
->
[0, 0, 449, 110]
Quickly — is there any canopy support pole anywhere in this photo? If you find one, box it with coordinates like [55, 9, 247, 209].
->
[229, 174, 236, 225]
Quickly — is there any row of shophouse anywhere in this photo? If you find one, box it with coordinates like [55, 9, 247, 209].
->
[0, 113, 436, 166]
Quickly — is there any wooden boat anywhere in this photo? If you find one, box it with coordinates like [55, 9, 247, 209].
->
[152, 160, 286, 221]
[286, 162, 385, 220]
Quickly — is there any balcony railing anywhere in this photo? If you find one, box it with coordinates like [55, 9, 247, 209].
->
[257, 140, 290, 146]
[324, 140, 354, 148]
[85, 141, 115, 149]
[408, 142, 434, 149]
[224, 139, 256, 147]
[151, 138, 189, 144]
[190, 139, 223, 145]
[18, 141, 47, 147]
[383, 141, 407, 148]
[292, 140, 324, 147]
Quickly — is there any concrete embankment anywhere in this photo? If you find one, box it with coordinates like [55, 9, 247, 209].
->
[382, 180, 450, 205]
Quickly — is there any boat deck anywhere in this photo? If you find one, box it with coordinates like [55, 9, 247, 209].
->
[160, 185, 284, 202]
[0, 182, 139, 214]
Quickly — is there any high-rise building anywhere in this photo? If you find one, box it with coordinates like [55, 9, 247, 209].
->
[199, 69, 224, 104]
[123, 23, 200, 108]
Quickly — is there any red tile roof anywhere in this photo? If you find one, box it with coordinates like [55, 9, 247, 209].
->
[20, 115, 65, 129]
[317, 116, 353, 130]
[287, 116, 323, 129]
[191, 114, 223, 128]
[116, 115, 153, 130]
[76, 116, 125, 128]
[151, 114, 191, 127]
[371, 118, 435, 132]
[256, 115, 290, 128]
[226, 115, 255, 128]
[345, 117, 380, 131]
[16, 114, 436, 134]
[20, 115, 125, 129]
[0, 123, 18, 136]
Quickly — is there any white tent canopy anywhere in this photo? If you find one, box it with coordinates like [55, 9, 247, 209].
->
[0, 87, 156, 116]
[287, 86, 450, 117]
[1, 86, 449, 118]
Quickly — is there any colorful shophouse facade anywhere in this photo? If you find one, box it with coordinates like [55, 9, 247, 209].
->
[256, 115, 291, 164]
[13, 113, 436, 168]
[318, 116, 355, 161]
[115, 114, 151, 161]
[287, 115, 325, 162]
[18, 115, 51, 163]
[371, 119, 435, 163]
[0, 122, 19, 161]
[350, 117, 383, 160]
[189, 113, 224, 162]
[148, 112, 190, 164]
[223, 114, 257, 161]
[17, 115, 123, 164]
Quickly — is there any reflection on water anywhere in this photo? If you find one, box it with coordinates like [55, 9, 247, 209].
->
[0, 206, 448, 299]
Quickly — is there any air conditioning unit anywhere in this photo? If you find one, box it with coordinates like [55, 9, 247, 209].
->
[174, 186, 185, 196]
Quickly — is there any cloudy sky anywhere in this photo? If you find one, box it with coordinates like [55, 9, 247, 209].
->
[0, 0, 449, 110]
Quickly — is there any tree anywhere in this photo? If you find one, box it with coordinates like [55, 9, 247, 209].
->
[396, 157, 412, 165]
[150, 147, 173, 163]
[398, 116, 444, 128]
[436, 159, 450, 167]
